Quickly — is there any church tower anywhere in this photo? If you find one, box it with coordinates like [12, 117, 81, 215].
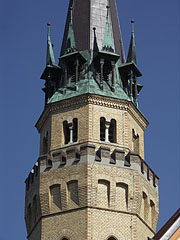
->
[25, 1, 159, 239]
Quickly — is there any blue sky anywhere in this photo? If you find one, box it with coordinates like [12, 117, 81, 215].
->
[0, 0, 179, 239]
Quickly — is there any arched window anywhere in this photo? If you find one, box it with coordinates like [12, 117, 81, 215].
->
[97, 180, 110, 208]
[67, 180, 79, 207]
[62, 238, 68, 240]
[63, 121, 70, 144]
[132, 129, 139, 153]
[73, 118, 78, 142]
[49, 184, 61, 211]
[63, 118, 78, 144]
[116, 183, 128, 210]
[109, 119, 116, 143]
[100, 117, 106, 141]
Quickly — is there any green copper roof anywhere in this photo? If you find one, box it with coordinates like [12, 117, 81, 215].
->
[64, 7, 76, 54]
[41, 1, 143, 108]
[46, 23, 56, 66]
[127, 20, 137, 64]
[102, 6, 115, 52]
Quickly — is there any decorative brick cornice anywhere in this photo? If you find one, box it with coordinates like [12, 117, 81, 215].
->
[35, 94, 148, 132]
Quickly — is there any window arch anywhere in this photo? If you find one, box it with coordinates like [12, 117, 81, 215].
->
[49, 184, 61, 211]
[63, 118, 78, 144]
[73, 118, 78, 142]
[97, 179, 110, 208]
[116, 182, 128, 210]
[109, 119, 116, 143]
[67, 180, 79, 207]
[100, 117, 106, 141]
[62, 238, 68, 240]
[132, 129, 139, 153]
[63, 121, 70, 144]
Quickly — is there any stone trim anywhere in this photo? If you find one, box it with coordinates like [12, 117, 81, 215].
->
[36, 94, 148, 132]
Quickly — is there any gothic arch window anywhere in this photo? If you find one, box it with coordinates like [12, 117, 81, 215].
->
[63, 118, 78, 144]
[49, 184, 61, 211]
[67, 180, 79, 207]
[97, 179, 110, 208]
[116, 182, 128, 210]
[100, 117, 106, 141]
[109, 119, 116, 143]
[132, 129, 139, 153]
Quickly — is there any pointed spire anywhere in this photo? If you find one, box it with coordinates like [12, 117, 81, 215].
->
[102, 6, 114, 52]
[127, 20, 137, 64]
[65, 7, 76, 54]
[46, 23, 56, 66]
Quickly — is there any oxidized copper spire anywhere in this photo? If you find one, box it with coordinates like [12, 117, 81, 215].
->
[60, 0, 125, 62]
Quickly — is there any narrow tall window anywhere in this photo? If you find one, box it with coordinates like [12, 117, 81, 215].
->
[63, 121, 70, 144]
[50, 184, 61, 211]
[109, 119, 116, 143]
[97, 180, 110, 208]
[116, 183, 128, 210]
[132, 129, 139, 153]
[73, 118, 78, 142]
[150, 200, 155, 227]
[67, 180, 79, 207]
[100, 117, 106, 141]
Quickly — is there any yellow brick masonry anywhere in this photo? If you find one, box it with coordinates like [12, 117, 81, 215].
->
[25, 94, 158, 240]
[37, 95, 147, 159]
[26, 161, 158, 240]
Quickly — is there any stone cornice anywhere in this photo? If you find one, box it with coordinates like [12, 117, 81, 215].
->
[35, 94, 148, 132]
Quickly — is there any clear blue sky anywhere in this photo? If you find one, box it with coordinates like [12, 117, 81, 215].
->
[0, 0, 179, 239]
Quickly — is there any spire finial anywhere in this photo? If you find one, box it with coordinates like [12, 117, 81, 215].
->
[131, 19, 135, 34]
[102, 5, 114, 52]
[46, 22, 56, 66]
[70, 7, 73, 25]
[127, 19, 137, 64]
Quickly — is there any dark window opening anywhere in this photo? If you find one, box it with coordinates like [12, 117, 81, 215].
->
[73, 118, 78, 142]
[62, 238, 68, 240]
[100, 117, 106, 141]
[63, 121, 70, 144]
[109, 119, 116, 143]
[108, 237, 117, 240]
